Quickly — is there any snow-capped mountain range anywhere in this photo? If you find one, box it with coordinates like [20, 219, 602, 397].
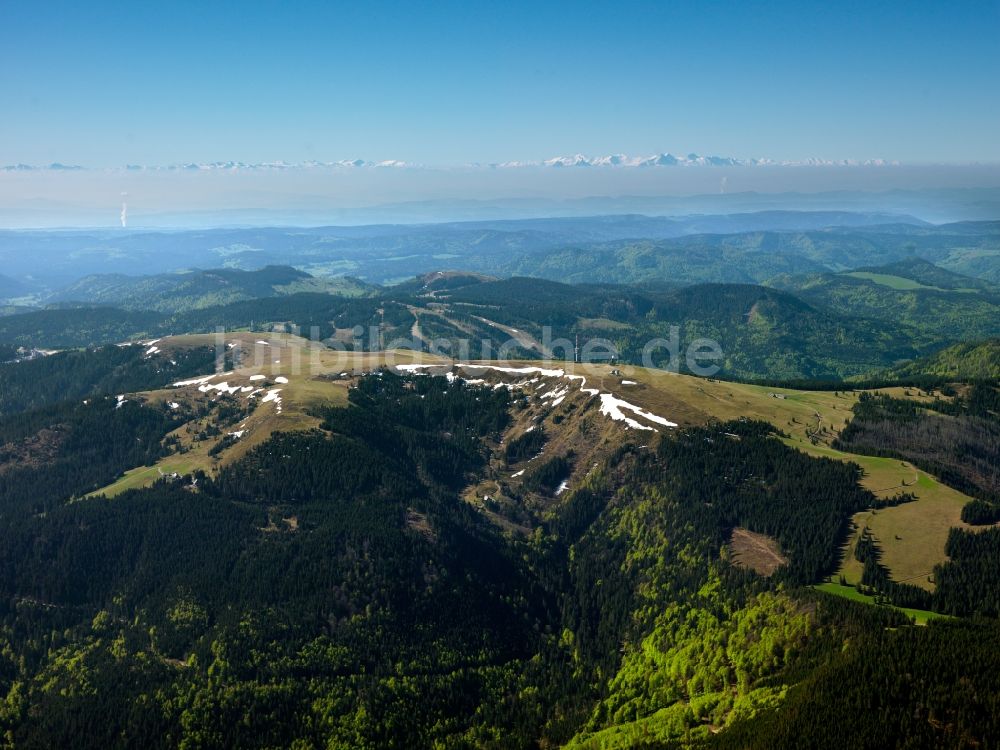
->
[1, 154, 900, 172]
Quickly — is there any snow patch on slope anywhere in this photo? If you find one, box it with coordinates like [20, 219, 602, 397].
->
[599, 394, 678, 431]
[394, 364, 676, 432]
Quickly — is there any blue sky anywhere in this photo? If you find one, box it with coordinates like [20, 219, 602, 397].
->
[2, 0, 998, 167]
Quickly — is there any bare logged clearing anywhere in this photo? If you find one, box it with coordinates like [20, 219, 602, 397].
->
[729, 527, 789, 576]
[472, 315, 549, 355]
[406, 509, 437, 542]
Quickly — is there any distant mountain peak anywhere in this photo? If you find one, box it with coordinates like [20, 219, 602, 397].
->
[3, 154, 903, 172]
[522, 153, 902, 169]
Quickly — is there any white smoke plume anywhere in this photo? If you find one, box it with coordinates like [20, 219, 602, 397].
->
[120, 192, 128, 227]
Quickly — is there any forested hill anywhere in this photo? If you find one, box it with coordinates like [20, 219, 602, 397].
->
[2, 229, 998, 379]
[0, 343, 217, 416]
[0, 278, 924, 379]
[47, 265, 374, 312]
[3, 216, 999, 290]
[886, 338, 1000, 380]
[0, 359, 998, 747]
[768, 257, 1000, 344]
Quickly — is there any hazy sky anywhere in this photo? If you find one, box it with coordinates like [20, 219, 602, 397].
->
[2, 0, 999, 167]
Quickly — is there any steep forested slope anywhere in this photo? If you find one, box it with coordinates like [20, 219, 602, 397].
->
[0, 344, 217, 416]
[887, 337, 1000, 380]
